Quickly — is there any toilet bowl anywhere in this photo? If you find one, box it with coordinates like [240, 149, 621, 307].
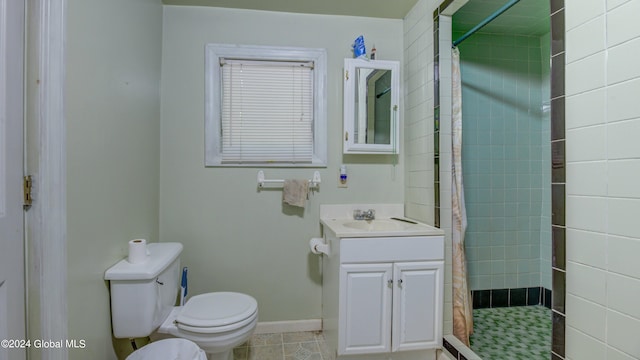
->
[105, 243, 258, 360]
[158, 292, 258, 360]
[126, 338, 207, 360]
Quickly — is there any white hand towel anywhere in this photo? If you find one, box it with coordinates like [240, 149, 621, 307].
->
[283, 179, 309, 208]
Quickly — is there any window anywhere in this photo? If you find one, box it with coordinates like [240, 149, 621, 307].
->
[205, 44, 327, 167]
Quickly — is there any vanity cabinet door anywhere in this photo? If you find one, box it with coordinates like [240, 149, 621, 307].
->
[392, 261, 444, 352]
[339, 263, 393, 355]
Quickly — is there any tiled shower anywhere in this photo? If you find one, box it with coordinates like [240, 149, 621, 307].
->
[455, 31, 553, 300]
[434, 0, 567, 358]
[446, 1, 560, 359]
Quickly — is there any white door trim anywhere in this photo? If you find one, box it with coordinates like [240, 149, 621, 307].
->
[1, 0, 27, 358]
[27, 0, 67, 359]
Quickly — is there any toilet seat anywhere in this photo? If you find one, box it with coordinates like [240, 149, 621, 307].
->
[175, 292, 258, 334]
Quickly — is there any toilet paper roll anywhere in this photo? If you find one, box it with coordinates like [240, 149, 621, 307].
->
[128, 239, 149, 264]
[309, 238, 329, 256]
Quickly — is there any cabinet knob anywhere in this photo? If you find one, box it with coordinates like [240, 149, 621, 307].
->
[398, 279, 403, 286]
[387, 279, 393, 286]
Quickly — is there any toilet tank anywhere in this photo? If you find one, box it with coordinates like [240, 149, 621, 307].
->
[105, 242, 183, 338]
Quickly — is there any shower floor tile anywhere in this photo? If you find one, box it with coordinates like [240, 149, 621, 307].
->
[470, 305, 551, 360]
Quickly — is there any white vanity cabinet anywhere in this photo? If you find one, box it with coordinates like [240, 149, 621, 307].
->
[340, 261, 443, 355]
[322, 231, 445, 358]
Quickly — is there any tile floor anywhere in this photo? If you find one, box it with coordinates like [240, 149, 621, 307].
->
[469, 305, 552, 360]
[233, 331, 334, 360]
[239, 308, 551, 360]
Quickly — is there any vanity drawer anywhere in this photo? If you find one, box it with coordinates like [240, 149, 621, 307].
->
[340, 236, 444, 263]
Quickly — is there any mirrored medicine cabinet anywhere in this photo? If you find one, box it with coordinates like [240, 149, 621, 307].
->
[343, 58, 400, 154]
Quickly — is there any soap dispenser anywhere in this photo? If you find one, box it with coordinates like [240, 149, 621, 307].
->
[339, 165, 348, 188]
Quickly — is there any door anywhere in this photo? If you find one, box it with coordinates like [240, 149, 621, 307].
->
[0, 0, 26, 359]
[339, 263, 392, 355]
[392, 261, 444, 352]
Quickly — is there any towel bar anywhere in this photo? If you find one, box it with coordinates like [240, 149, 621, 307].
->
[257, 170, 321, 189]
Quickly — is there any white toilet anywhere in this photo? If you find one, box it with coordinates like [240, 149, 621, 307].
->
[105, 242, 258, 360]
[126, 338, 207, 360]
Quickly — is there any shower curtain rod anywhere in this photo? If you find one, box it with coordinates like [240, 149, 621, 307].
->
[452, 0, 521, 47]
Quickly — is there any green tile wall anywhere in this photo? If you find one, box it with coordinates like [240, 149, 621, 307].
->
[456, 32, 552, 291]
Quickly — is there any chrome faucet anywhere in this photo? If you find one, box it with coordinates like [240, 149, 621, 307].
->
[353, 209, 376, 220]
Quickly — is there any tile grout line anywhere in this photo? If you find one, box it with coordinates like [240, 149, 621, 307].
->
[239, 331, 332, 360]
[280, 333, 285, 360]
[316, 335, 324, 360]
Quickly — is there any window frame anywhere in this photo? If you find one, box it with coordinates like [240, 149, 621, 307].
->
[205, 44, 327, 167]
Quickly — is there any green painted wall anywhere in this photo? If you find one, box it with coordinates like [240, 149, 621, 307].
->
[160, 6, 405, 322]
[65, 0, 163, 358]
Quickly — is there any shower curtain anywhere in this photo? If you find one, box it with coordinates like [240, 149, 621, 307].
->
[451, 47, 473, 346]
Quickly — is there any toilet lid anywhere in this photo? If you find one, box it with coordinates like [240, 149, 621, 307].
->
[177, 292, 257, 328]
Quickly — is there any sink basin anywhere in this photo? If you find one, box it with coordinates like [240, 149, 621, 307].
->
[320, 205, 445, 237]
[342, 219, 412, 232]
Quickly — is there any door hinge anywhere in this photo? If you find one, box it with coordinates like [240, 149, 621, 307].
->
[23, 175, 33, 210]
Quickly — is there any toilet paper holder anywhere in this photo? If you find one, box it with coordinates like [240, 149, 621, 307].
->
[309, 238, 329, 255]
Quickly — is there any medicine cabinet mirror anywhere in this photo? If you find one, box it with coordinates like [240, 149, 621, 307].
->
[343, 58, 400, 154]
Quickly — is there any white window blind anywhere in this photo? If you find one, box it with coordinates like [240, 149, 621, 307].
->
[220, 59, 314, 164]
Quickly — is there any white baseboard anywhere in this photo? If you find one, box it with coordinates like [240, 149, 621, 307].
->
[255, 319, 322, 334]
